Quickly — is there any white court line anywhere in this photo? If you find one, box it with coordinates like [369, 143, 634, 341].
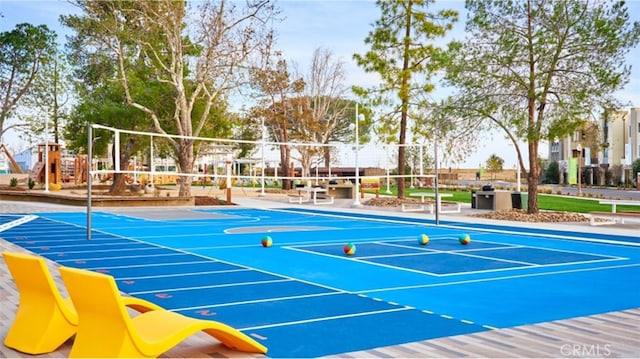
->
[117, 268, 250, 281]
[357, 262, 640, 294]
[128, 278, 292, 295]
[35, 246, 174, 256]
[56, 252, 186, 263]
[271, 207, 640, 247]
[172, 292, 343, 312]
[0, 214, 37, 231]
[85, 260, 214, 270]
[239, 307, 410, 331]
[19, 241, 145, 250]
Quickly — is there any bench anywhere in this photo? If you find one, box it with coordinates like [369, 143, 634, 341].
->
[313, 193, 334, 205]
[589, 211, 640, 226]
[361, 177, 380, 199]
[401, 201, 461, 214]
[288, 194, 310, 204]
[402, 202, 427, 212]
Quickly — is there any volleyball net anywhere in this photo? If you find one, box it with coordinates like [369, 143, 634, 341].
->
[87, 124, 437, 191]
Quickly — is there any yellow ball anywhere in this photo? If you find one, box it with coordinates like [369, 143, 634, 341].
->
[418, 234, 429, 245]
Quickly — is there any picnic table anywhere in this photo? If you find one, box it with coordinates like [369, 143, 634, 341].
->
[403, 192, 458, 214]
[289, 187, 334, 205]
[589, 199, 640, 226]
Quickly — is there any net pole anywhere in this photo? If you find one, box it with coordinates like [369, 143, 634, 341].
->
[259, 119, 266, 196]
[86, 123, 93, 240]
[150, 136, 154, 188]
[114, 130, 120, 173]
[434, 140, 440, 225]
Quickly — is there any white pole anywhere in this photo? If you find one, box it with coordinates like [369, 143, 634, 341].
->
[385, 144, 392, 194]
[86, 123, 92, 240]
[516, 160, 521, 192]
[149, 136, 154, 188]
[259, 117, 266, 196]
[352, 103, 363, 207]
[434, 139, 440, 225]
[44, 119, 49, 192]
[114, 130, 120, 174]
[419, 144, 424, 176]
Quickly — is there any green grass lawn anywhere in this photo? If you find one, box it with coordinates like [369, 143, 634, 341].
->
[366, 187, 640, 214]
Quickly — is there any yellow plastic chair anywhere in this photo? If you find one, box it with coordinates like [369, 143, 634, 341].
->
[59, 265, 268, 358]
[2, 251, 163, 355]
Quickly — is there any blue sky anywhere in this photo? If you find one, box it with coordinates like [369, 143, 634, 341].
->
[1, 0, 639, 169]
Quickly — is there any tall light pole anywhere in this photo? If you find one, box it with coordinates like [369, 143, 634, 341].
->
[577, 143, 582, 196]
[385, 144, 392, 194]
[352, 103, 365, 208]
[259, 117, 266, 197]
[434, 137, 440, 225]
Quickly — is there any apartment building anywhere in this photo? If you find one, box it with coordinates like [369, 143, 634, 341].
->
[548, 107, 640, 185]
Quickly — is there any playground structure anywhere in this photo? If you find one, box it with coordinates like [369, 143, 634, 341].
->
[0, 144, 24, 174]
[30, 143, 62, 185]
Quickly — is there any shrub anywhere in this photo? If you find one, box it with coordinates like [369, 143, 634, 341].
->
[544, 161, 560, 184]
[28, 178, 35, 189]
[9, 177, 18, 187]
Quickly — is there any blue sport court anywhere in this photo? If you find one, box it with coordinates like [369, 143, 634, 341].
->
[1, 207, 639, 357]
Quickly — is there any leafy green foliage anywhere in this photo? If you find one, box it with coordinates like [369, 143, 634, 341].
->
[485, 154, 504, 180]
[62, 0, 275, 196]
[0, 23, 56, 138]
[444, 0, 640, 213]
[353, 0, 458, 198]
[633, 158, 640, 180]
[544, 161, 560, 184]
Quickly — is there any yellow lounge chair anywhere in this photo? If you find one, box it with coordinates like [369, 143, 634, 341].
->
[59, 265, 268, 358]
[2, 251, 163, 355]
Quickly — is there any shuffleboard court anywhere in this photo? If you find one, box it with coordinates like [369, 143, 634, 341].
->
[1, 207, 639, 357]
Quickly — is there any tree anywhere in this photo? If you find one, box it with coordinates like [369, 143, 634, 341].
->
[354, 0, 457, 199]
[0, 23, 56, 141]
[63, 0, 277, 197]
[250, 55, 302, 190]
[445, 0, 640, 213]
[544, 160, 560, 184]
[633, 158, 640, 185]
[291, 48, 349, 176]
[485, 154, 504, 180]
[26, 49, 72, 145]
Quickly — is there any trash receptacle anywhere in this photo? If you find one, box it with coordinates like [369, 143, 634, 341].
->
[471, 190, 477, 209]
[511, 192, 522, 209]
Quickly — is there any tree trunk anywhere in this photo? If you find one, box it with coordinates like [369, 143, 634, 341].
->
[323, 147, 331, 169]
[397, 2, 412, 200]
[109, 173, 128, 195]
[108, 138, 137, 195]
[527, 140, 539, 214]
[177, 139, 194, 197]
[279, 144, 291, 190]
